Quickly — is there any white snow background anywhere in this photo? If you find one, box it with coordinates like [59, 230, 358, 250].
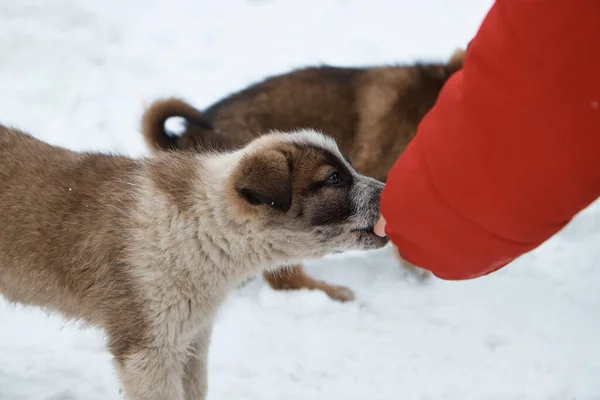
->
[1, 0, 599, 399]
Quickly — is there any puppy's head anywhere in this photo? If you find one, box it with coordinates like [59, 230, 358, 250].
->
[227, 129, 388, 259]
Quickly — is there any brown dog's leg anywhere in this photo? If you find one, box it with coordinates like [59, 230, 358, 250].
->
[263, 265, 355, 302]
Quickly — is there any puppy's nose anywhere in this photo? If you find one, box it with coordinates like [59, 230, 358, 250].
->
[374, 189, 381, 203]
[371, 185, 383, 209]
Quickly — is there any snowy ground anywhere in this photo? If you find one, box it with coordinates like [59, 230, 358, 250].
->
[1, 0, 599, 399]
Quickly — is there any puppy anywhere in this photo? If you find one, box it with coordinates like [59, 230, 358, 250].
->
[140, 49, 465, 301]
[0, 125, 387, 400]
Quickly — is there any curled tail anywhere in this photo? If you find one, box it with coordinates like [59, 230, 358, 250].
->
[141, 97, 216, 151]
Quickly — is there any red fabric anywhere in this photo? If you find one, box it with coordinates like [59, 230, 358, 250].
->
[380, 0, 600, 280]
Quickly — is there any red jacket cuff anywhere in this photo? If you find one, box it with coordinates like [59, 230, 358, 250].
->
[380, 139, 536, 281]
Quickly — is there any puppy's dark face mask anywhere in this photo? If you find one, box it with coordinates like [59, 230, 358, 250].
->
[231, 131, 388, 258]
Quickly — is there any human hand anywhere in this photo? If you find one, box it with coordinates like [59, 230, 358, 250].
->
[374, 215, 386, 237]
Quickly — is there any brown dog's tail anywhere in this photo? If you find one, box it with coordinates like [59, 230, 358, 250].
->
[141, 97, 215, 151]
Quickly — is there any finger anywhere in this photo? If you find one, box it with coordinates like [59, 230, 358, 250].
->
[373, 215, 387, 237]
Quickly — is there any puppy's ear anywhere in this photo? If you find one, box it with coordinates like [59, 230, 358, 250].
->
[234, 150, 292, 213]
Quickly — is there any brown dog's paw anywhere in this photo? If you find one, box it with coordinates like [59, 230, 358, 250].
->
[400, 262, 432, 281]
[263, 265, 356, 302]
[390, 245, 432, 281]
[322, 284, 355, 302]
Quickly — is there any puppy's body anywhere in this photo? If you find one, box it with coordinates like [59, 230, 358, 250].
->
[0, 125, 386, 399]
[141, 50, 465, 301]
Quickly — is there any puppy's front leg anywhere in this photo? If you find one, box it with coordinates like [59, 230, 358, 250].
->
[114, 346, 186, 400]
[183, 325, 213, 400]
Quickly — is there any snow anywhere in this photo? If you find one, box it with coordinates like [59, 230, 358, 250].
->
[1, 0, 599, 399]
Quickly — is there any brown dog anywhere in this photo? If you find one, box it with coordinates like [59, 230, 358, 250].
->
[0, 125, 387, 399]
[141, 49, 465, 302]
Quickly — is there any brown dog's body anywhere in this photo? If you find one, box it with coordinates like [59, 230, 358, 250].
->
[0, 125, 386, 399]
[142, 50, 465, 301]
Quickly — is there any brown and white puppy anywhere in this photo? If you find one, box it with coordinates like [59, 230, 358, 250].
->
[140, 49, 465, 302]
[0, 125, 387, 400]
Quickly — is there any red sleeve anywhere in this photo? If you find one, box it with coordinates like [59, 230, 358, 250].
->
[380, 0, 600, 280]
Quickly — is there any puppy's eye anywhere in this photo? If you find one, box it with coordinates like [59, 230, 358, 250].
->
[326, 171, 341, 185]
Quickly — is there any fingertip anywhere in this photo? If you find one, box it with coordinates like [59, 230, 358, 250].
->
[374, 216, 386, 237]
